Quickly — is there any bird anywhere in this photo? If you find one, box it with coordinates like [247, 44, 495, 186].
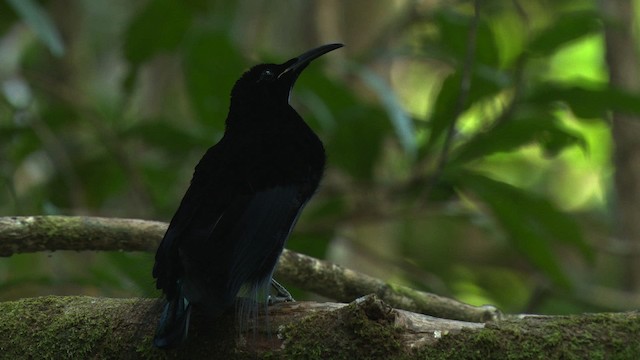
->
[152, 43, 343, 348]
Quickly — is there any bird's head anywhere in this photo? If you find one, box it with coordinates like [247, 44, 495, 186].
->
[228, 43, 343, 117]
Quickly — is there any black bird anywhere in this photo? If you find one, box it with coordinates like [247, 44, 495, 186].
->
[152, 43, 343, 348]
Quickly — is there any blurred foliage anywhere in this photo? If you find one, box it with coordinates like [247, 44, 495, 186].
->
[1, 0, 638, 315]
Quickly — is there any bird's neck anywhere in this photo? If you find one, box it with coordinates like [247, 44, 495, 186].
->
[225, 104, 299, 132]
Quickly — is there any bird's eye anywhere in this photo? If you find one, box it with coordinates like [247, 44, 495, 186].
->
[259, 69, 276, 82]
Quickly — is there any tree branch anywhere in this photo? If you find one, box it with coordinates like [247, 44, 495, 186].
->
[0, 215, 499, 322]
[2, 216, 639, 358]
[1, 294, 637, 359]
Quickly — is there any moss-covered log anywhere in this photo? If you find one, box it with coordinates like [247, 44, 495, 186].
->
[1, 294, 638, 359]
[2, 215, 640, 358]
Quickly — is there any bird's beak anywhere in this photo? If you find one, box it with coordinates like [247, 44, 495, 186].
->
[278, 43, 344, 80]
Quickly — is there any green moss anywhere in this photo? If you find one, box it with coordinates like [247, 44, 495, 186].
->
[3, 296, 109, 358]
[0, 295, 163, 359]
[411, 313, 640, 360]
[3, 295, 639, 359]
[277, 296, 404, 360]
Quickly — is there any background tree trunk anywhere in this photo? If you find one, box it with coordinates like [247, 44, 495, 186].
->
[600, 0, 640, 291]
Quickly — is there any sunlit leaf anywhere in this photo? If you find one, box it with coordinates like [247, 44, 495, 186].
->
[528, 11, 601, 57]
[424, 68, 508, 155]
[451, 111, 585, 164]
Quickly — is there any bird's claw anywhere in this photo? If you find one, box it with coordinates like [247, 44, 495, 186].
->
[268, 279, 295, 305]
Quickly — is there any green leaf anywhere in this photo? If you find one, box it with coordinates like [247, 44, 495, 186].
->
[453, 171, 594, 288]
[141, 162, 183, 213]
[124, 0, 192, 66]
[424, 67, 508, 155]
[1, 126, 41, 164]
[294, 65, 360, 118]
[294, 66, 391, 179]
[182, 29, 244, 130]
[528, 11, 601, 57]
[356, 66, 416, 159]
[0, 1, 17, 35]
[303, 195, 348, 221]
[73, 156, 126, 209]
[6, 0, 65, 57]
[526, 84, 640, 119]
[104, 253, 156, 295]
[1, 77, 32, 109]
[327, 106, 389, 179]
[425, 72, 460, 152]
[451, 111, 585, 164]
[287, 233, 332, 269]
[122, 119, 212, 154]
[432, 9, 500, 67]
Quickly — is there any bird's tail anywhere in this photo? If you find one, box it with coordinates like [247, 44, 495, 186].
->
[153, 289, 192, 349]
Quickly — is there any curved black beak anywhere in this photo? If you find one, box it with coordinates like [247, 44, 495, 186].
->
[278, 43, 344, 80]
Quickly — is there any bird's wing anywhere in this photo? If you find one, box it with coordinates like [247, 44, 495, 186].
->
[225, 186, 304, 285]
[178, 185, 305, 311]
[152, 145, 235, 298]
[153, 143, 308, 311]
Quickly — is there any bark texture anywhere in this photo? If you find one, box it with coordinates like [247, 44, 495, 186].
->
[1, 294, 638, 359]
[601, 0, 640, 291]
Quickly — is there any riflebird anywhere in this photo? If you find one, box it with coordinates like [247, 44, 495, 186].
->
[152, 43, 343, 348]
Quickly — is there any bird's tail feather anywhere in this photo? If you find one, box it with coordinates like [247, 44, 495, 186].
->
[236, 276, 271, 333]
[153, 289, 191, 349]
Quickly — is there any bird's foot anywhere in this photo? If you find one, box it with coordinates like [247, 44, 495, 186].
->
[268, 279, 295, 305]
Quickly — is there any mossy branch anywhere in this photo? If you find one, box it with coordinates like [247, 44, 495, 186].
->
[0, 215, 498, 322]
[2, 216, 639, 358]
[1, 294, 638, 359]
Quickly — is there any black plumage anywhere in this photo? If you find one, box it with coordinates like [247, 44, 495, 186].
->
[152, 43, 343, 348]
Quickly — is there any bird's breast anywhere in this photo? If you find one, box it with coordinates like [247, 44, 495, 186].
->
[232, 129, 324, 193]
